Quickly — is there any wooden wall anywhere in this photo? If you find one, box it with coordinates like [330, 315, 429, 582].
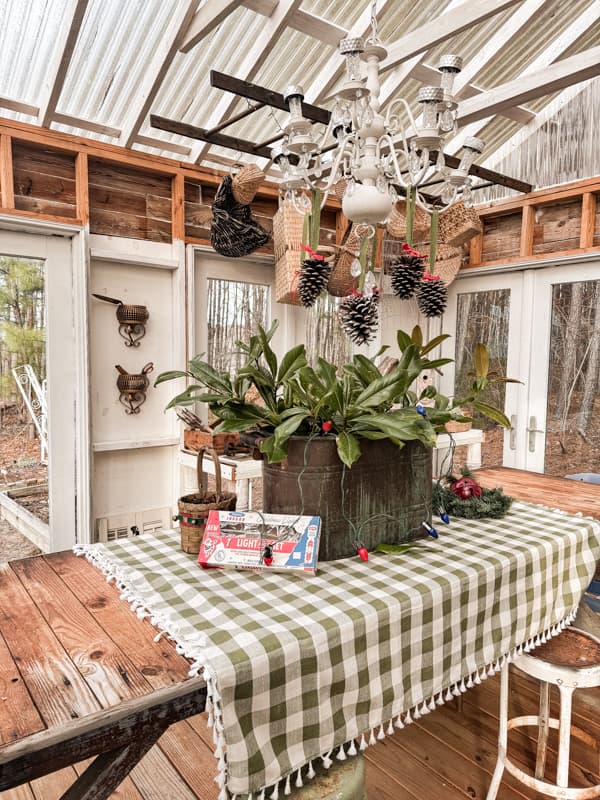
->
[2, 117, 600, 270]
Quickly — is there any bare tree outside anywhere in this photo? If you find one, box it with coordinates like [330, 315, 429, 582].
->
[306, 294, 352, 369]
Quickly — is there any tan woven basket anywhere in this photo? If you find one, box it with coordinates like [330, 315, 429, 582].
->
[417, 242, 463, 286]
[273, 203, 306, 262]
[275, 250, 303, 305]
[438, 202, 482, 248]
[178, 447, 236, 554]
[328, 224, 361, 297]
[387, 199, 430, 242]
[231, 164, 265, 205]
[445, 407, 473, 433]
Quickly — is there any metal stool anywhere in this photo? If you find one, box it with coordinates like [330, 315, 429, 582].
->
[487, 627, 600, 800]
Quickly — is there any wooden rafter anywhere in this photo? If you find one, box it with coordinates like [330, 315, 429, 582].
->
[457, 45, 600, 126]
[0, 97, 39, 117]
[381, 0, 523, 74]
[119, 0, 198, 149]
[445, 1, 600, 154]
[179, 1, 244, 54]
[189, 0, 302, 164]
[38, 0, 89, 128]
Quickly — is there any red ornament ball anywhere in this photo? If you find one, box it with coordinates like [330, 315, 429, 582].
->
[450, 477, 482, 500]
[322, 420, 333, 433]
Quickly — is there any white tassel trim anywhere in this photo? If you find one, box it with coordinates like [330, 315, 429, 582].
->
[74, 544, 580, 800]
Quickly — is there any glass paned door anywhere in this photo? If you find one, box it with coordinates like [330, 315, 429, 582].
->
[441, 272, 524, 468]
[525, 262, 600, 476]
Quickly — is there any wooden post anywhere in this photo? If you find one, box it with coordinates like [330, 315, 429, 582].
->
[519, 204, 535, 258]
[75, 151, 89, 225]
[172, 173, 185, 242]
[579, 192, 596, 249]
[469, 232, 483, 266]
[0, 134, 14, 209]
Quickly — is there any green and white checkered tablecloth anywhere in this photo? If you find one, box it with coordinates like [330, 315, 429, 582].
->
[76, 501, 600, 799]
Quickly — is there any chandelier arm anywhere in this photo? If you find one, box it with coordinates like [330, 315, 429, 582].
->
[380, 133, 411, 190]
[385, 98, 418, 136]
[315, 133, 354, 195]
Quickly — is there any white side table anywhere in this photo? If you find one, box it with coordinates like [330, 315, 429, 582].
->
[434, 429, 483, 475]
[178, 450, 263, 510]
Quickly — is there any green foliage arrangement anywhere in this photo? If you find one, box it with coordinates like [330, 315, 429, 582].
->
[156, 322, 516, 468]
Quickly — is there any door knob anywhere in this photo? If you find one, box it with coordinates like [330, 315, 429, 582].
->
[526, 416, 544, 452]
[509, 415, 517, 450]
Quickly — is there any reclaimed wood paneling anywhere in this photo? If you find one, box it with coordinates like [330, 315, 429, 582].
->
[532, 198, 581, 255]
[88, 159, 172, 243]
[481, 212, 522, 262]
[11, 142, 77, 219]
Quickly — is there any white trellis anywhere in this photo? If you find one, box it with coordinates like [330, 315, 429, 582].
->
[12, 364, 48, 465]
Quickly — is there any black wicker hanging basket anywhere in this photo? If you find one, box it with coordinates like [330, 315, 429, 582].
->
[210, 175, 270, 258]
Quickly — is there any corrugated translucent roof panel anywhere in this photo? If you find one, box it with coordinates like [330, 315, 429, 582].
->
[0, 0, 599, 192]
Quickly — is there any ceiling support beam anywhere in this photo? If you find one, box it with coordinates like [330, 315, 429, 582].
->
[38, 0, 89, 128]
[179, 1, 243, 53]
[381, 0, 523, 74]
[445, 0, 600, 154]
[150, 115, 274, 159]
[118, 0, 198, 149]
[457, 45, 600, 126]
[0, 97, 39, 117]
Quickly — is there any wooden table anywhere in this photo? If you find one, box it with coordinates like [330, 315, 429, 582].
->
[474, 467, 600, 520]
[0, 552, 204, 800]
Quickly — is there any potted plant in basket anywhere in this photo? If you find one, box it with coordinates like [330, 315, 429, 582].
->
[156, 323, 515, 560]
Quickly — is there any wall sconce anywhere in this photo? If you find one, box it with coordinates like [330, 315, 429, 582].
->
[92, 293, 149, 347]
[116, 362, 153, 414]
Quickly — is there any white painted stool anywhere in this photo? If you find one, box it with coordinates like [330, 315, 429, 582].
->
[486, 627, 600, 800]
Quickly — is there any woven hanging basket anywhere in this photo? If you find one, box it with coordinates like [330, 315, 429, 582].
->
[272, 203, 306, 262]
[328, 224, 361, 297]
[445, 406, 473, 433]
[438, 201, 482, 248]
[231, 163, 265, 205]
[387, 199, 430, 242]
[210, 176, 270, 258]
[178, 447, 236, 554]
[416, 242, 463, 286]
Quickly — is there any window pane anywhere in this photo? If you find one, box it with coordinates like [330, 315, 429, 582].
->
[545, 279, 600, 477]
[305, 294, 351, 369]
[206, 279, 269, 374]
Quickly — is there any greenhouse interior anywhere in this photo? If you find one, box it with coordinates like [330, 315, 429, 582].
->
[0, 1, 600, 799]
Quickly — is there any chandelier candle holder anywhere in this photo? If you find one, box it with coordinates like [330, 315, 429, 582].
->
[271, 0, 485, 272]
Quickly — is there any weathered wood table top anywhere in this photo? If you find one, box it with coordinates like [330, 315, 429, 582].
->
[474, 467, 600, 520]
[0, 551, 205, 800]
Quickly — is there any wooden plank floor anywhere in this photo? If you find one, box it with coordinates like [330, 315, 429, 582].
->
[2, 669, 598, 800]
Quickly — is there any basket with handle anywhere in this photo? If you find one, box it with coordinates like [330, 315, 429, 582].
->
[177, 447, 237, 554]
[387, 199, 430, 242]
[415, 241, 462, 286]
[438, 201, 482, 247]
[231, 163, 265, 205]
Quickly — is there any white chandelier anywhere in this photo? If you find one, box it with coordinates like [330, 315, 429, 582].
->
[271, 0, 484, 227]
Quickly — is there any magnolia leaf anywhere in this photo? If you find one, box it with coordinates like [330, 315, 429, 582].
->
[411, 325, 423, 347]
[396, 329, 412, 352]
[273, 411, 310, 446]
[154, 369, 189, 386]
[474, 343, 489, 378]
[336, 431, 361, 467]
[472, 400, 510, 428]
[259, 434, 287, 463]
[277, 344, 307, 383]
[419, 333, 451, 356]
[354, 372, 407, 408]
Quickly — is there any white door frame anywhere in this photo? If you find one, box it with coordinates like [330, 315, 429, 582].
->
[0, 216, 91, 550]
[525, 259, 600, 473]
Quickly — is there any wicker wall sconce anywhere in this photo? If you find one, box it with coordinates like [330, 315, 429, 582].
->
[92, 293, 149, 347]
[116, 363, 153, 414]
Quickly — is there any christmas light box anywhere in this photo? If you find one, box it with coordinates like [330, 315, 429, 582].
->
[198, 510, 321, 575]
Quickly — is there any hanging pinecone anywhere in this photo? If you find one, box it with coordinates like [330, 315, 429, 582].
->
[390, 251, 425, 300]
[417, 274, 448, 318]
[339, 292, 379, 345]
[298, 258, 331, 307]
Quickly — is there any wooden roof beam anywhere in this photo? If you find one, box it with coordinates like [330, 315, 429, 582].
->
[38, 0, 89, 128]
[118, 0, 198, 149]
[445, 1, 600, 154]
[0, 97, 39, 117]
[179, 1, 248, 54]
[457, 45, 600, 126]
[381, 0, 524, 74]
[189, 0, 302, 164]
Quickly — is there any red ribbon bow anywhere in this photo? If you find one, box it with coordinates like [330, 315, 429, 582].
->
[402, 243, 425, 258]
[422, 272, 441, 282]
[300, 244, 324, 260]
